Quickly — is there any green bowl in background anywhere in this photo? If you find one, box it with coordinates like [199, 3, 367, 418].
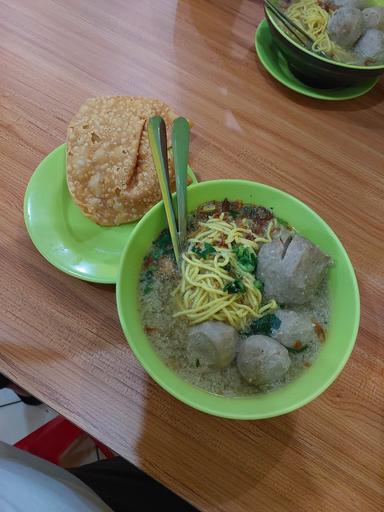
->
[265, 0, 384, 89]
[116, 180, 360, 419]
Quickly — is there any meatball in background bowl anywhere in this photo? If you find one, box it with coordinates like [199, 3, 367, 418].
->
[116, 180, 359, 419]
[265, 0, 384, 89]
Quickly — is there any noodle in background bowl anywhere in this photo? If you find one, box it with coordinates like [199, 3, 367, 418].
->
[116, 180, 359, 419]
[264, 0, 384, 89]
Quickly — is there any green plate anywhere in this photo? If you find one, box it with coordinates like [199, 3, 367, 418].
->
[117, 180, 360, 419]
[255, 19, 379, 101]
[24, 144, 198, 283]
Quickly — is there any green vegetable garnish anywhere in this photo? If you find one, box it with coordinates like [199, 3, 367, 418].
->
[223, 279, 246, 294]
[232, 244, 244, 257]
[229, 209, 240, 218]
[140, 269, 155, 295]
[254, 279, 264, 291]
[238, 262, 254, 273]
[151, 247, 163, 259]
[232, 244, 258, 273]
[151, 229, 174, 261]
[141, 229, 175, 295]
[192, 242, 216, 259]
[195, 359, 200, 368]
[143, 283, 153, 294]
[243, 313, 281, 336]
[157, 230, 172, 248]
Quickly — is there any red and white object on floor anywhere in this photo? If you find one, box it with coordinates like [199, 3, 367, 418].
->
[15, 416, 114, 465]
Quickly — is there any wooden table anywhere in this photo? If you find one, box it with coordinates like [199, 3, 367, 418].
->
[1, 1, 383, 510]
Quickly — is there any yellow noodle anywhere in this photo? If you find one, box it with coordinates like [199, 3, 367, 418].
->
[285, 0, 351, 62]
[173, 214, 278, 330]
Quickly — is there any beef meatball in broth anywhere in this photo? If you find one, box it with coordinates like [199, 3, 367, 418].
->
[257, 235, 331, 305]
[328, 8, 364, 48]
[187, 321, 239, 369]
[271, 310, 314, 350]
[325, 0, 364, 9]
[237, 335, 291, 386]
[353, 29, 384, 63]
[362, 7, 384, 30]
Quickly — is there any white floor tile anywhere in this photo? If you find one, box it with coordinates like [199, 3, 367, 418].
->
[0, 388, 19, 406]
[0, 402, 58, 445]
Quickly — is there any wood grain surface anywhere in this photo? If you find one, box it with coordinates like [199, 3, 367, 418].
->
[0, 1, 383, 510]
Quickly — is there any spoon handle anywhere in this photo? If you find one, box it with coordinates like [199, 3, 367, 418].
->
[148, 116, 180, 265]
[172, 117, 190, 249]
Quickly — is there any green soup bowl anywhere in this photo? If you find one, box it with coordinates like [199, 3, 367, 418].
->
[116, 180, 359, 419]
[265, 1, 384, 89]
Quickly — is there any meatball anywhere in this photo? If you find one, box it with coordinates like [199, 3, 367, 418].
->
[271, 310, 314, 350]
[362, 7, 384, 30]
[353, 28, 384, 63]
[187, 321, 239, 369]
[257, 235, 331, 305]
[237, 335, 290, 385]
[328, 8, 364, 49]
[325, 0, 363, 9]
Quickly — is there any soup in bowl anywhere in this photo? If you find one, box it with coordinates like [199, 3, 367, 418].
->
[265, 0, 384, 88]
[116, 180, 359, 419]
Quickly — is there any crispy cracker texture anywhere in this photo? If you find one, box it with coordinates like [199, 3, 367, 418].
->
[67, 96, 178, 225]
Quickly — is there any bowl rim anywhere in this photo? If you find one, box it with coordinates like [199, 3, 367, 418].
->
[116, 179, 360, 419]
[265, 5, 384, 72]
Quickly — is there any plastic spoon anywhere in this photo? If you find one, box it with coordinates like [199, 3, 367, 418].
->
[148, 116, 181, 266]
[172, 117, 190, 250]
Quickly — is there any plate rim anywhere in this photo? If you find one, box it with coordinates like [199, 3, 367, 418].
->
[24, 143, 197, 284]
[255, 19, 379, 101]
